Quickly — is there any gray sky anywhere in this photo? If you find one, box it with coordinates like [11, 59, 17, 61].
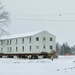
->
[1, 0, 75, 46]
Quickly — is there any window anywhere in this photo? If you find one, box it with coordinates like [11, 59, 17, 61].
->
[7, 40, 9, 45]
[1, 41, 3, 45]
[22, 38, 24, 44]
[1, 47, 3, 52]
[50, 38, 53, 41]
[10, 40, 12, 45]
[16, 39, 18, 44]
[16, 47, 18, 52]
[30, 46, 31, 49]
[50, 46, 53, 49]
[7, 47, 9, 52]
[22, 46, 24, 52]
[30, 46, 31, 51]
[29, 37, 31, 43]
[36, 37, 39, 41]
[36, 46, 39, 49]
[10, 47, 12, 52]
[43, 46, 45, 49]
[43, 37, 45, 41]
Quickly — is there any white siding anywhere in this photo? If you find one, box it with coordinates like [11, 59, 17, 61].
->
[0, 30, 56, 54]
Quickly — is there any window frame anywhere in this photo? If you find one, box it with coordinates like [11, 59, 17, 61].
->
[43, 37, 45, 41]
[50, 46, 53, 49]
[22, 46, 24, 52]
[15, 39, 18, 44]
[36, 37, 39, 41]
[29, 37, 31, 43]
[1, 47, 3, 52]
[10, 47, 12, 52]
[29, 46, 31, 51]
[43, 46, 45, 49]
[36, 45, 39, 49]
[16, 47, 18, 52]
[7, 40, 9, 45]
[22, 38, 24, 44]
[50, 37, 53, 41]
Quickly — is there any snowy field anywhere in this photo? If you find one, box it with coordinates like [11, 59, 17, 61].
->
[0, 56, 75, 75]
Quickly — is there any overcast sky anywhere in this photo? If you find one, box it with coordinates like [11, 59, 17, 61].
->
[1, 0, 75, 46]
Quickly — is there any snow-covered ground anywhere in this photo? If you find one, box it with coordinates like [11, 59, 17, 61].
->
[0, 56, 75, 75]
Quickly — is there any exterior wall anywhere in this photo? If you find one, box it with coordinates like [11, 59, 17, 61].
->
[0, 31, 56, 54]
[31, 31, 56, 53]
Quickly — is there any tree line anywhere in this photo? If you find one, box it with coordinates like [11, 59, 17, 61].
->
[56, 42, 75, 55]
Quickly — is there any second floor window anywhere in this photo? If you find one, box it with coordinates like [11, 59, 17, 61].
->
[36, 37, 39, 41]
[16, 39, 18, 44]
[22, 38, 24, 44]
[7, 40, 9, 45]
[1, 41, 3, 45]
[50, 38, 53, 41]
[29, 37, 31, 43]
[10, 40, 12, 45]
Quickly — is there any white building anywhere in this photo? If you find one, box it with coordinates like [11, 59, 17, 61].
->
[0, 30, 56, 57]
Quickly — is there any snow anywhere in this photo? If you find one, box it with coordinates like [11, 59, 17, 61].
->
[0, 30, 55, 40]
[0, 30, 44, 40]
[0, 56, 75, 75]
[0, 30, 42, 40]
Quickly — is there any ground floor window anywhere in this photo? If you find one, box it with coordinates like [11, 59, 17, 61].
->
[16, 47, 18, 52]
[22, 46, 24, 52]
[1, 47, 3, 52]
[36, 45, 39, 49]
[43, 46, 45, 49]
[29, 46, 31, 51]
[10, 47, 12, 52]
[50, 46, 53, 49]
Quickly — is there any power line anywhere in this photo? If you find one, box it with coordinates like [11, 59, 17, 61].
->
[12, 13, 75, 17]
[10, 18, 75, 22]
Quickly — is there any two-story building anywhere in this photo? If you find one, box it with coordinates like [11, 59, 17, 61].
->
[0, 30, 56, 58]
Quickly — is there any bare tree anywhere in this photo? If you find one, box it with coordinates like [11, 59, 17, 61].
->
[0, 2, 10, 36]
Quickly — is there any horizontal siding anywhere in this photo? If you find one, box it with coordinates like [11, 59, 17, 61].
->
[0, 31, 56, 54]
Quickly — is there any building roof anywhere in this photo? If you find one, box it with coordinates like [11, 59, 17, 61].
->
[0, 30, 55, 40]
